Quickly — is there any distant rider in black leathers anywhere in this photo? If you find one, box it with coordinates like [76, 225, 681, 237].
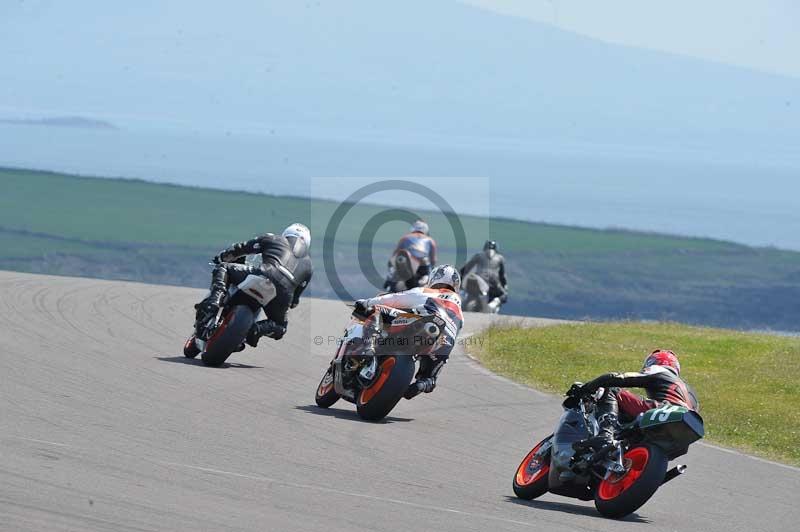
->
[190, 223, 313, 349]
[459, 240, 508, 305]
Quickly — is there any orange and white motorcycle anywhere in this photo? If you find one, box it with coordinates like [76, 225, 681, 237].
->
[314, 304, 444, 421]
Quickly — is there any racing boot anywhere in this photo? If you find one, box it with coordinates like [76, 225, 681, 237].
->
[404, 377, 436, 400]
[581, 413, 619, 451]
[245, 320, 287, 347]
[193, 265, 229, 335]
[193, 292, 224, 336]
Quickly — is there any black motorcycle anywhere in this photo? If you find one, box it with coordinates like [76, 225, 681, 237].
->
[461, 272, 501, 313]
[183, 255, 275, 366]
[512, 386, 704, 518]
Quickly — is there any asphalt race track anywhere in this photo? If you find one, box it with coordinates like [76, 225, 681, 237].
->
[1, 271, 797, 531]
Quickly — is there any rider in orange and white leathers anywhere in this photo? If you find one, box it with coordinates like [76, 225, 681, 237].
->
[357, 265, 463, 399]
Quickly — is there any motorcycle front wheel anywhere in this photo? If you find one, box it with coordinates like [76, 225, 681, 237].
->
[513, 435, 553, 500]
[315, 365, 340, 408]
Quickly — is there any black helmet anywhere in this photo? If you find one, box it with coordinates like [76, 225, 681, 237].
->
[483, 240, 497, 251]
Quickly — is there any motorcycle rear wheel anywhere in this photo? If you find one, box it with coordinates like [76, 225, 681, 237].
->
[355, 355, 415, 421]
[594, 443, 668, 519]
[201, 305, 255, 367]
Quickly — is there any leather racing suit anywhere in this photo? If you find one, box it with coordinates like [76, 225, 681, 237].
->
[363, 286, 463, 397]
[195, 233, 312, 344]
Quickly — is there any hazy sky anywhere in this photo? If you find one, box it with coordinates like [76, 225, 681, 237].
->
[462, 0, 800, 78]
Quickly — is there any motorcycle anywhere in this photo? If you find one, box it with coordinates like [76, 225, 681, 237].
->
[512, 386, 704, 518]
[384, 248, 425, 293]
[314, 305, 443, 421]
[183, 254, 272, 366]
[461, 272, 501, 313]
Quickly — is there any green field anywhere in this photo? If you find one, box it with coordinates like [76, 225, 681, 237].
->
[474, 322, 800, 465]
[2, 167, 800, 330]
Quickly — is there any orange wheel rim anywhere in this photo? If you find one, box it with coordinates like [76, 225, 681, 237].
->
[597, 446, 650, 500]
[515, 441, 550, 486]
[358, 357, 396, 405]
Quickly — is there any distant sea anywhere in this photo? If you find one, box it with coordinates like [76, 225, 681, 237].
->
[2, 122, 799, 250]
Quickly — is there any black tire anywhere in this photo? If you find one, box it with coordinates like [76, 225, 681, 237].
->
[315, 366, 340, 408]
[355, 355, 415, 421]
[513, 435, 553, 500]
[594, 443, 668, 519]
[201, 306, 254, 367]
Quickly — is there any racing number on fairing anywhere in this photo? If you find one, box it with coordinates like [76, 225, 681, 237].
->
[650, 404, 680, 422]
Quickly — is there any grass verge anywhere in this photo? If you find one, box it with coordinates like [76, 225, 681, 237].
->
[3, 167, 800, 330]
[474, 321, 800, 466]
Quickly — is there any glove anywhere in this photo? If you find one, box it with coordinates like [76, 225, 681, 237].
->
[566, 382, 585, 398]
[212, 250, 233, 265]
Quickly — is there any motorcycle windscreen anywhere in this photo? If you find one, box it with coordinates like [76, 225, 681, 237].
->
[548, 409, 594, 489]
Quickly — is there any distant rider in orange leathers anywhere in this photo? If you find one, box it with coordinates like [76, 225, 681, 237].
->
[384, 220, 438, 291]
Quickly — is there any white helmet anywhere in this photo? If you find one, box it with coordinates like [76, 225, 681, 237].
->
[410, 220, 429, 235]
[282, 223, 311, 248]
[427, 264, 461, 293]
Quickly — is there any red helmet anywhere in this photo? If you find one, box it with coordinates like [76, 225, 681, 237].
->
[643, 350, 681, 375]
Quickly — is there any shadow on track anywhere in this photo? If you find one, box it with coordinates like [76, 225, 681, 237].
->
[155, 356, 264, 369]
[294, 405, 414, 424]
[503, 496, 651, 523]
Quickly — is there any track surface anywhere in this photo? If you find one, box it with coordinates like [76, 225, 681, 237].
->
[1, 272, 797, 531]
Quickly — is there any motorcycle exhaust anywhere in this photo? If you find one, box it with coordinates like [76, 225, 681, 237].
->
[424, 322, 440, 337]
[662, 464, 687, 484]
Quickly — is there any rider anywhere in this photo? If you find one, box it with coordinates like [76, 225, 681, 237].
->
[357, 265, 463, 399]
[189, 223, 313, 351]
[459, 240, 508, 306]
[571, 350, 699, 447]
[384, 219, 438, 291]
